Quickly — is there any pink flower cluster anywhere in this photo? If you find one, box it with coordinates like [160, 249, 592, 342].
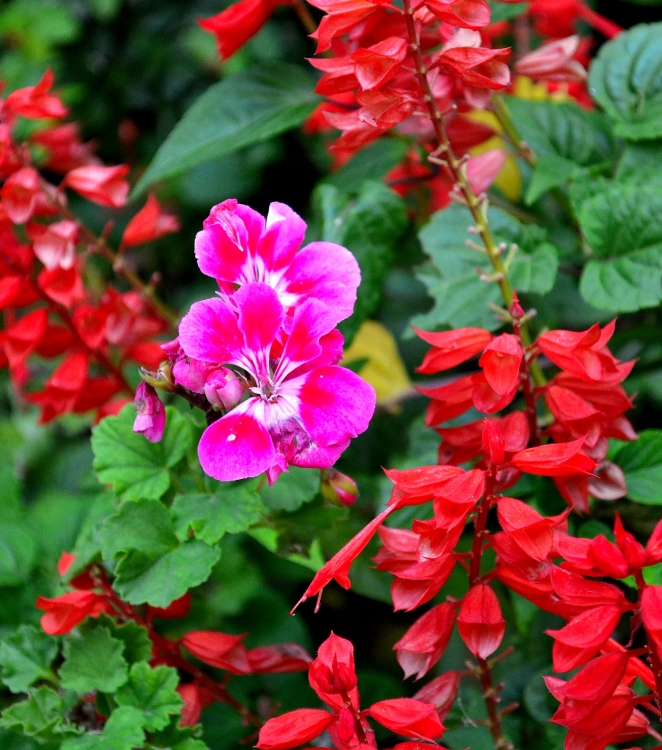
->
[137, 199, 376, 484]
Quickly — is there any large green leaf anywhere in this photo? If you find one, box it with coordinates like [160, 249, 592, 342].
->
[504, 98, 615, 203]
[59, 627, 128, 694]
[0, 686, 81, 741]
[171, 484, 264, 543]
[614, 430, 662, 504]
[489, 0, 528, 21]
[260, 467, 320, 511]
[412, 203, 559, 331]
[323, 139, 409, 193]
[100, 499, 219, 607]
[0, 626, 58, 694]
[313, 182, 409, 343]
[577, 182, 662, 312]
[133, 64, 319, 196]
[92, 406, 191, 501]
[589, 22, 662, 141]
[115, 663, 182, 732]
[0, 523, 37, 586]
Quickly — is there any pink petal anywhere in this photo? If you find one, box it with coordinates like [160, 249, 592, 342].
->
[281, 242, 360, 325]
[194, 199, 265, 282]
[298, 366, 376, 447]
[178, 298, 242, 365]
[256, 202, 307, 276]
[199, 406, 275, 481]
[235, 283, 283, 367]
[275, 298, 337, 381]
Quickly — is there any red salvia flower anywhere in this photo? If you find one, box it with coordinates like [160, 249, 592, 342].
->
[121, 193, 180, 247]
[365, 698, 445, 739]
[181, 630, 251, 674]
[4, 69, 68, 120]
[198, 0, 283, 60]
[511, 438, 596, 477]
[393, 602, 456, 679]
[456, 583, 505, 659]
[36, 590, 110, 635]
[414, 326, 492, 374]
[412, 672, 460, 721]
[63, 165, 130, 208]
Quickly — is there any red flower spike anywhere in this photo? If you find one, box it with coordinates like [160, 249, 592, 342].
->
[393, 602, 456, 679]
[457, 583, 505, 659]
[5, 69, 68, 119]
[294, 505, 396, 610]
[412, 672, 460, 721]
[546, 604, 624, 672]
[366, 698, 445, 739]
[478, 333, 522, 396]
[496, 496, 559, 562]
[351, 37, 408, 91]
[247, 643, 312, 674]
[414, 327, 491, 374]
[121, 193, 180, 247]
[425, 0, 490, 29]
[181, 631, 251, 674]
[641, 585, 662, 661]
[149, 592, 191, 620]
[63, 165, 130, 208]
[198, 0, 281, 61]
[588, 536, 630, 579]
[482, 419, 505, 466]
[256, 709, 335, 750]
[36, 590, 110, 635]
[511, 438, 596, 477]
[646, 518, 662, 565]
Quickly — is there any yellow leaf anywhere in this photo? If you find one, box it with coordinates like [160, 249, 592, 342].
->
[342, 320, 411, 411]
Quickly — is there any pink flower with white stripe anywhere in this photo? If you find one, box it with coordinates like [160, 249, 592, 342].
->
[178, 282, 375, 483]
[194, 199, 360, 326]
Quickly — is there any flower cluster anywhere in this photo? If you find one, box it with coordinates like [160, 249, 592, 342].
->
[257, 632, 444, 750]
[38, 552, 312, 727]
[0, 70, 179, 423]
[141, 199, 376, 484]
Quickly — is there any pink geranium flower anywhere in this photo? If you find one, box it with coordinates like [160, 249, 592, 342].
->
[179, 282, 375, 483]
[194, 199, 361, 326]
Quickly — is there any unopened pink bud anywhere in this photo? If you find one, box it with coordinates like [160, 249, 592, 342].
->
[204, 368, 244, 410]
[321, 468, 359, 507]
[133, 381, 165, 442]
[508, 292, 524, 321]
[515, 36, 587, 83]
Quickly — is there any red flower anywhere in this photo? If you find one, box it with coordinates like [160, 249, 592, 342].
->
[457, 583, 505, 659]
[497, 496, 563, 563]
[1, 167, 40, 224]
[641, 586, 662, 662]
[365, 698, 445, 739]
[199, 0, 282, 60]
[256, 709, 335, 750]
[393, 602, 456, 679]
[247, 643, 312, 673]
[178, 682, 216, 727]
[4, 69, 68, 120]
[36, 590, 110, 635]
[63, 165, 130, 208]
[412, 672, 460, 721]
[424, 0, 490, 29]
[38, 266, 84, 308]
[351, 37, 409, 91]
[478, 333, 522, 396]
[515, 35, 587, 83]
[149, 592, 191, 620]
[121, 193, 180, 247]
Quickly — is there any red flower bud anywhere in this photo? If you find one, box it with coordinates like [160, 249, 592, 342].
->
[393, 602, 456, 679]
[482, 419, 505, 466]
[588, 535, 630, 579]
[321, 468, 359, 507]
[256, 709, 334, 750]
[181, 630, 251, 674]
[414, 327, 491, 374]
[457, 583, 505, 659]
[366, 698, 445, 739]
[121, 193, 180, 247]
[412, 671, 460, 721]
[64, 165, 130, 208]
[1, 167, 40, 224]
[478, 333, 522, 396]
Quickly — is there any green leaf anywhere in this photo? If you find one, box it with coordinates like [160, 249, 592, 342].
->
[92, 405, 191, 501]
[615, 141, 662, 185]
[589, 22, 662, 141]
[614, 430, 662, 504]
[133, 64, 319, 196]
[260, 467, 320, 511]
[412, 203, 558, 331]
[172, 485, 264, 543]
[60, 706, 145, 750]
[578, 182, 662, 312]
[0, 523, 37, 586]
[86, 617, 152, 666]
[69, 492, 117, 574]
[0, 625, 58, 693]
[323, 138, 409, 193]
[115, 663, 183, 731]
[59, 627, 128, 694]
[489, 1, 528, 21]
[101, 499, 219, 607]
[313, 182, 409, 344]
[0, 686, 79, 741]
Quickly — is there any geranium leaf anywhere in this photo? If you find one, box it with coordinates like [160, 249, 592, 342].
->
[59, 627, 128, 694]
[115, 663, 183, 731]
[0, 625, 58, 694]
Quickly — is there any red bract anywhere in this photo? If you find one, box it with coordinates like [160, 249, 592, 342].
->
[425, 0, 490, 29]
[393, 602, 456, 679]
[351, 37, 409, 91]
[247, 644, 312, 673]
[2, 167, 40, 224]
[412, 672, 460, 721]
[414, 326, 492, 374]
[63, 165, 130, 208]
[478, 333, 522, 395]
[181, 630, 251, 674]
[365, 699, 444, 739]
[641, 586, 662, 662]
[456, 584, 505, 659]
[122, 193, 180, 247]
[36, 590, 110, 635]
[257, 709, 335, 750]
[4, 69, 68, 119]
[511, 438, 596, 477]
[199, 0, 282, 60]
[178, 682, 216, 727]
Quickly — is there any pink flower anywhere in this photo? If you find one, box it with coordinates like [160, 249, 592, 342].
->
[194, 199, 361, 326]
[178, 282, 375, 483]
[133, 381, 165, 442]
